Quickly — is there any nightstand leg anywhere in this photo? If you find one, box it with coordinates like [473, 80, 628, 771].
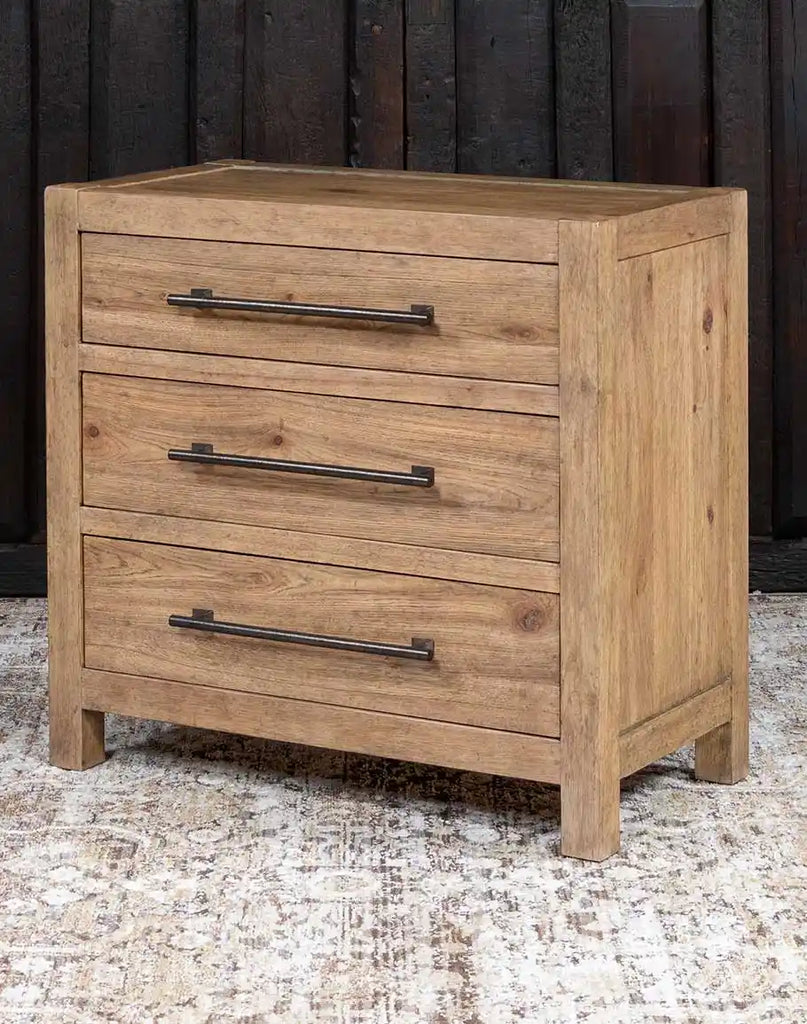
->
[560, 766, 621, 861]
[694, 676, 749, 784]
[49, 704, 106, 771]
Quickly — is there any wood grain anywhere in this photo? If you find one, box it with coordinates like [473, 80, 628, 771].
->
[90, 0, 189, 178]
[351, 0, 405, 169]
[558, 219, 621, 862]
[0, 0, 31, 541]
[7, 12, 783, 606]
[81, 233, 560, 384]
[105, 163, 710, 208]
[83, 164, 225, 190]
[770, 0, 807, 529]
[76, 164, 722, 264]
[713, 0, 772, 536]
[81, 374, 560, 562]
[42, 157, 749, 860]
[610, 235, 733, 730]
[45, 185, 105, 768]
[695, 191, 749, 784]
[83, 538, 560, 735]
[750, 537, 807, 592]
[80, 507, 561, 593]
[32, 0, 92, 542]
[612, 0, 710, 186]
[35, 1, 90, 180]
[193, 0, 245, 162]
[243, 1, 348, 164]
[620, 678, 732, 778]
[456, 0, 555, 176]
[78, 344, 560, 417]
[554, 0, 613, 181]
[405, 0, 457, 171]
[616, 193, 733, 260]
[76, 188, 561, 264]
[0, 543, 46, 597]
[82, 669, 562, 784]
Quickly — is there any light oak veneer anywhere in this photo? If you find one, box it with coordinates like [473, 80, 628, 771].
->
[82, 234, 560, 384]
[81, 373, 559, 563]
[46, 161, 749, 860]
[83, 537, 560, 735]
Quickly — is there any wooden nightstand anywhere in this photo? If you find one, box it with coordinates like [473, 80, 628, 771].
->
[46, 162, 748, 860]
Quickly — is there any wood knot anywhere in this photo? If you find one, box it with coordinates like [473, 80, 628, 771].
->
[86, 424, 100, 438]
[707, 505, 715, 525]
[703, 308, 714, 334]
[272, 434, 284, 447]
[518, 607, 543, 632]
[502, 323, 535, 341]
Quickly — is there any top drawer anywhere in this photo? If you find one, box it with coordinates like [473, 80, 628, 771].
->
[81, 234, 559, 385]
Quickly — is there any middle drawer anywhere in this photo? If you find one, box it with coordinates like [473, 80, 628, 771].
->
[82, 374, 559, 563]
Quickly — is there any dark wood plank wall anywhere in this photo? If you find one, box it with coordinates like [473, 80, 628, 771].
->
[714, 0, 773, 541]
[0, 0, 32, 546]
[770, 0, 807, 537]
[0, 0, 801, 591]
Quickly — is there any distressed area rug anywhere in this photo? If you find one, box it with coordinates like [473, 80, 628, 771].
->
[0, 596, 804, 1024]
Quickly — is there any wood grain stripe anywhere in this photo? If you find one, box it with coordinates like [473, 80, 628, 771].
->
[82, 668, 562, 784]
[79, 507, 561, 593]
[620, 678, 733, 778]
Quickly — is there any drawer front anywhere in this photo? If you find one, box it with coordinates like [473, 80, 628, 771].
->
[83, 538, 560, 735]
[82, 374, 560, 563]
[81, 234, 559, 385]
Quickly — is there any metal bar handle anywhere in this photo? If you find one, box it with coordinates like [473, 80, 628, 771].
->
[168, 442, 435, 488]
[166, 288, 435, 326]
[169, 608, 435, 661]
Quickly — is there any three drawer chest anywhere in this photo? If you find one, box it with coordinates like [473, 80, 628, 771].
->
[46, 161, 749, 860]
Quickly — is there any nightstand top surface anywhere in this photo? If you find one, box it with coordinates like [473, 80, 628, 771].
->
[84, 160, 728, 223]
[67, 161, 740, 263]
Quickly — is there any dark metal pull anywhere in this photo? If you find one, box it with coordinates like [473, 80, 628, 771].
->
[166, 287, 434, 326]
[168, 608, 435, 661]
[168, 442, 435, 488]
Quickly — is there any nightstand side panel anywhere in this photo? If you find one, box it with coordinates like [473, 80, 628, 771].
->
[606, 231, 739, 732]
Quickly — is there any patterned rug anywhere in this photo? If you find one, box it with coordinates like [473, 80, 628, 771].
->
[0, 596, 804, 1024]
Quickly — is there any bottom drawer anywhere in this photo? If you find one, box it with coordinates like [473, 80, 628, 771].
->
[83, 537, 560, 735]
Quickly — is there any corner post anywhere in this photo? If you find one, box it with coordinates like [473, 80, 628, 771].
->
[695, 190, 750, 783]
[46, 184, 105, 768]
[558, 219, 621, 860]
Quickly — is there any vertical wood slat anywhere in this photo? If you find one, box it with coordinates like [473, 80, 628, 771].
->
[0, 0, 31, 541]
[405, 0, 456, 172]
[193, 0, 245, 162]
[554, 0, 613, 180]
[243, 1, 349, 165]
[770, 0, 807, 529]
[90, 0, 190, 179]
[713, 0, 772, 537]
[32, 1, 91, 542]
[455, 0, 555, 176]
[351, 0, 405, 168]
[611, 0, 710, 186]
